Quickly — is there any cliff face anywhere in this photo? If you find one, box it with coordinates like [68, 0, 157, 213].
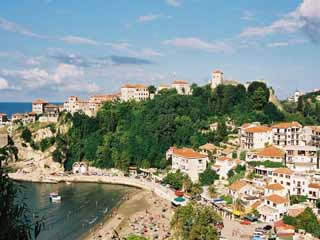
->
[10, 121, 71, 172]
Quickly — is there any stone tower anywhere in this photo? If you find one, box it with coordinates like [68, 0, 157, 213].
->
[211, 70, 224, 89]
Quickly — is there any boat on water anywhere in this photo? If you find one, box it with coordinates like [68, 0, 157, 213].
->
[66, 181, 72, 185]
[49, 192, 61, 202]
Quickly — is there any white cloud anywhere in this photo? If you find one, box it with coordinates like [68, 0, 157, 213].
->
[61, 36, 99, 45]
[163, 37, 233, 53]
[53, 64, 84, 84]
[138, 14, 162, 23]
[166, 0, 182, 7]
[0, 17, 44, 38]
[267, 39, 308, 48]
[0, 77, 9, 90]
[240, 0, 320, 41]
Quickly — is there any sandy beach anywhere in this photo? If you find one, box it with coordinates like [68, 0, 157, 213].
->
[83, 190, 174, 240]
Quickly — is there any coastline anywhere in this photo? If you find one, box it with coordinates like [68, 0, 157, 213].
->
[9, 172, 175, 239]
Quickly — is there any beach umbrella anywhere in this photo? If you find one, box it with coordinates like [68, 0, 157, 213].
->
[174, 197, 185, 202]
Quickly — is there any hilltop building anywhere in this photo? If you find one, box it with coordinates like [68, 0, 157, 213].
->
[89, 94, 119, 113]
[166, 147, 208, 182]
[288, 90, 304, 103]
[171, 80, 191, 95]
[239, 125, 273, 150]
[211, 70, 224, 89]
[0, 128, 8, 148]
[32, 99, 48, 114]
[120, 84, 149, 102]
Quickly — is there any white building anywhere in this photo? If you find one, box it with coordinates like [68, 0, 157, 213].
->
[88, 94, 118, 114]
[239, 125, 272, 150]
[308, 183, 320, 202]
[212, 156, 239, 179]
[32, 99, 48, 115]
[211, 70, 224, 89]
[228, 180, 255, 200]
[247, 145, 285, 163]
[272, 122, 302, 147]
[166, 147, 208, 182]
[63, 96, 90, 115]
[120, 84, 149, 102]
[302, 126, 320, 148]
[288, 90, 304, 103]
[271, 168, 312, 196]
[258, 194, 289, 223]
[0, 113, 8, 125]
[171, 80, 191, 95]
[284, 145, 318, 171]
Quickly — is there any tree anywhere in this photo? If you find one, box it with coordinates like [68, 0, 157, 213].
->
[232, 152, 237, 159]
[127, 235, 148, 240]
[208, 184, 217, 199]
[234, 198, 245, 212]
[250, 87, 268, 111]
[163, 171, 186, 190]
[171, 202, 222, 240]
[297, 97, 304, 112]
[316, 199, 320, 209]
[0, 152, 43, 239]
[199, 168, 219, 186]
[240, 151, 246, 161]
[190, 183, 203, 199]
[147, 85, 156, 94]
[21, 128, 32, 143]
[290, 195, 307, 205]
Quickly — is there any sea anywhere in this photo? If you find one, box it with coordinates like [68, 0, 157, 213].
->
[0, 102, 62, 118]
[18, 182, 135, 240]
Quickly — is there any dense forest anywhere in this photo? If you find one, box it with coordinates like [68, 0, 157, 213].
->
[54, 81, 315, 171]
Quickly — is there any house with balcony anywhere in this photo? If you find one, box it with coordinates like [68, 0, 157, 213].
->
[120, 84, 149, 102]
[272, 122, 302, 147]
[302, 126, 320, 148]
[171, 80, 192, 95]
[228, 180, 255, 201]
[166, 147, 208, 182]
[239, 125, 272, 150]
[212, 156, 240, 179]
[284, 145, 318, 171]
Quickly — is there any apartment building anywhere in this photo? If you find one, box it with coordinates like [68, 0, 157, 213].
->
[120, 84, 149, 102]
[166, 147, 208, 182]
[89, 94, 119, 114]
[239, 125, 272, 150]
[284, 145, 318, 171]
[212, 156, 239, 179]
[32, 99, 48, 114]
[272, 122, 302, 147]
[228, 180, 255, 200]
[302, 126, 320, 148]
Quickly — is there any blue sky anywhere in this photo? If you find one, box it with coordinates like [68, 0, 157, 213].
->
[0, 0, 319, 101]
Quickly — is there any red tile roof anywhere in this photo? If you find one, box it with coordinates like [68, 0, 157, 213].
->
[309, 183, 320, 189]
[122, 84, 147, 89]
[256, 146, 285, 158]
[266, 183, 285, 191]
[273, 168, 294, 175]
[228, 180, 248, 191]
[32, 99, 48, 104]
[266, 194, 288, 204]
[272, 121, 302, 129]
[217, 156, 233, 162]
[213, 70, 223, 74]
[245, 126, 271, 133]
[171, 147, 207, 159]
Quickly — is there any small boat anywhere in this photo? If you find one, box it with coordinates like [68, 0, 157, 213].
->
[66, 181, 72, 185]
[49, 192, 61, 202]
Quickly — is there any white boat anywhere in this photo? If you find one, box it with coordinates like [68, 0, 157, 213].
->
[66, 181, 72, 185]
[49, 192, 61, 202]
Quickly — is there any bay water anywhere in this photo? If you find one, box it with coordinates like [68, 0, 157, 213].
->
[18, 182, 135, 240]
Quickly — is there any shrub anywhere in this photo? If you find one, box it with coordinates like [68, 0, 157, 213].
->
[21, 128, 32, 143]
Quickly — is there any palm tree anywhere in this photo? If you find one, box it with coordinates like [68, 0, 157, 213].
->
[208, 184, 217, 199]
[234, 198, 246, 212]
